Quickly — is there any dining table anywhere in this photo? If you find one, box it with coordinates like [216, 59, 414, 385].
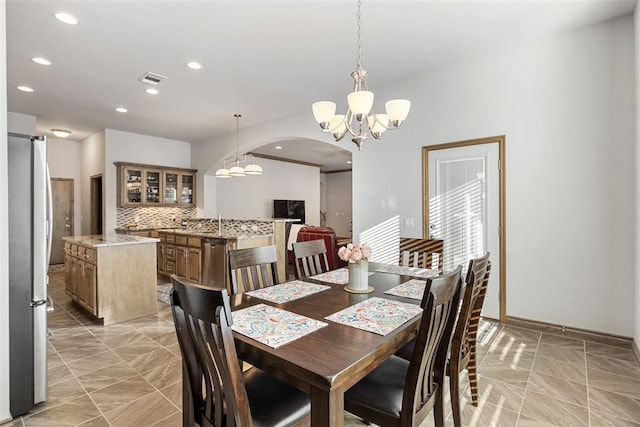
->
[229, 261, 439, 427]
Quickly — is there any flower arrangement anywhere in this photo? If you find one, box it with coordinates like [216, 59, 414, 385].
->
[338, 242, 372, 264]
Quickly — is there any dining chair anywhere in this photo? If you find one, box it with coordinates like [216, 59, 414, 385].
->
[170, 275, 310, 427]
[448, 253, 491, 427]
[291, 239, 331, 279]
[228, 245, 279, 295]
[398, 237, 444, 272]
[344, 265, 462, 427]
[394, 253, 491, 426]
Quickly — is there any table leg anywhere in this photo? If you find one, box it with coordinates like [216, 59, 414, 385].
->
[310, 385, 344, 427]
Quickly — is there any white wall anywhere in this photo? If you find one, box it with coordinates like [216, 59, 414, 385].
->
[80, 130, 105, 235]
[7, 112, 36, 135]
[48, 138, 82, 235]
[216, 157, 321, 224]
[0, 0, 9, 420]
[325, 172, 352, 237]
[103, 129, 191, 233]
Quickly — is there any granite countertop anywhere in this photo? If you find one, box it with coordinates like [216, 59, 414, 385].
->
[157, 229, 273, 240]
[64, 234, 160, 248]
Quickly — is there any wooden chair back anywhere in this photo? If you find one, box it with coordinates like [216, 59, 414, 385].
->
[399, 237, 444, 271]
[292, 239, 330, 279]
[169, 275, 250, 427]
[448, 252, 491, 427]
[402, 265, 462, 425]
[228, 245, 279, 295]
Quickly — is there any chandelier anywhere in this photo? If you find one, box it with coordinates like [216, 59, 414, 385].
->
[215, 114, 263, 178]
[312, 0, 410, 150]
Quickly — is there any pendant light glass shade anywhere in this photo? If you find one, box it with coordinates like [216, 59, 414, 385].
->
[312, 101, 337, 130]
[216, 168, 231, 178]
[244, 158, 263, 175]
[385, 99, 411, 126]
[228, 163, 245, 177]
[347, 90, 374, 118]
[367, 113, 389, 139]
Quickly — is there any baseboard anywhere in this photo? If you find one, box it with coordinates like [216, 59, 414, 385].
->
[505, 316, 634, 348]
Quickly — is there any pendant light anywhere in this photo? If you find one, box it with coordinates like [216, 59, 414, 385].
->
[216, 114, 263, 178]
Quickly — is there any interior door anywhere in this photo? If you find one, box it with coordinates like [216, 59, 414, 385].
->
[424, 136, 505, 320]
[50, 178, 74, 264]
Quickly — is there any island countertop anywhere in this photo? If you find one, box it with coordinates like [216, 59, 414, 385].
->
[157, 229, 273, 240]
[63, 234, 160, 248]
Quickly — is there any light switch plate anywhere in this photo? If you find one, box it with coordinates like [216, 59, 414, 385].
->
[405, 217, 415, 227]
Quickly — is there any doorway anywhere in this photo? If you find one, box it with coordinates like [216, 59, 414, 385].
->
[90, 174, 103, 235]
[423, 136, 505, 321]
[50, 178, 74, 264]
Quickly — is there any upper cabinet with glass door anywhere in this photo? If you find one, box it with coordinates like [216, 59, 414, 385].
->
[122, 166, 143, 206]
[180, 173, 195, 206]
[116, 162, 197, 207]
[145, 169, 162, 205]
[164, 171, 179, 206]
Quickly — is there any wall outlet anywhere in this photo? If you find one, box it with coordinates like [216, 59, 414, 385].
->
[405, 217, 415, 227]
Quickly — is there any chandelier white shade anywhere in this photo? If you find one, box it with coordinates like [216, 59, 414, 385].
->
[215, 114, 263, 178]
[312, 0, 410, 150]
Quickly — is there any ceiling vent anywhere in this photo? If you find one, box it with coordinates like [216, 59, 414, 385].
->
[138, 72, 167, 86]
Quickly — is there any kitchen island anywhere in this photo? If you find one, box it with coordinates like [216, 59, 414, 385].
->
[141, 218, 292, 291]
[63, 234, 159, 325]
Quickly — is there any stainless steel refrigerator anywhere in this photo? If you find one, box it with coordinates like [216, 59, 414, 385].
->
[8, 132, 53, 417]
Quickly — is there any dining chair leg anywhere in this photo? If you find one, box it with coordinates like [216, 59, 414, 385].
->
[434, 387, 445, 427]
[468, 341, 480, 406]
[449, 367, 462, 427]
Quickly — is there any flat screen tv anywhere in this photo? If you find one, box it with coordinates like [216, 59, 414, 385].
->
[273, 199, 305, 224]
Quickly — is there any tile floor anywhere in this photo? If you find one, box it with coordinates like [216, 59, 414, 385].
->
[3, 269, 640, 426]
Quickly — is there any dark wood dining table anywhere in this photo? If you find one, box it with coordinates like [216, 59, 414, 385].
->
[230, 262, 429, 427]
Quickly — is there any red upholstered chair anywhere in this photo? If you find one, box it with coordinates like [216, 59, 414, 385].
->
[296, 226, 348, 271]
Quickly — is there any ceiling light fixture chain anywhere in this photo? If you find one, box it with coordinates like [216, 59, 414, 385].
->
[312, 0, 410, 150]
[356, 0, 363, 72]
[215, 114, 263, 178]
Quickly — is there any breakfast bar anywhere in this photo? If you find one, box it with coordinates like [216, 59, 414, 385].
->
[63, 234, 159, 325]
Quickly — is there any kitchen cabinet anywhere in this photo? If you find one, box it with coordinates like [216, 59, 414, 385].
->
[64, 243, 97, 315]
[115, 162, 197, 207]
[63, 235, 158, 325]
[173, 235, 202, 283]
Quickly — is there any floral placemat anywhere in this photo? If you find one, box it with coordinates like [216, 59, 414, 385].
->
[325, 297, 423, 336]
[245, 280, 330, 304]
[384, 279, 427, 301]
[310, 268, 349, 284]
[375, 265, 439, 279]
[310, 267, 374, 285]
[231, 304, 327, 349]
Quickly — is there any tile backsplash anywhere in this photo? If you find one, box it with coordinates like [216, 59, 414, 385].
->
[116, 207, 197, 228]
[116, 207, 275, 235]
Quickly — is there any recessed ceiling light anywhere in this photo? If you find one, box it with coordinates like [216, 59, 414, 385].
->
[347, 160, 352, 164]
[145, 88, 159, 95]
[275, 146, 283, 150]
[53, 12, 78, 25]
[32, 57, 52, 66]
[186, 62, 202, 70]
[115, 107, 128, 113]
[51, 129, 71, 138]
[17, 85, 34, 93]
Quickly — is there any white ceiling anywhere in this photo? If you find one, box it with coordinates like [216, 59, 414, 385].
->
[6, 0, 636, 172]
